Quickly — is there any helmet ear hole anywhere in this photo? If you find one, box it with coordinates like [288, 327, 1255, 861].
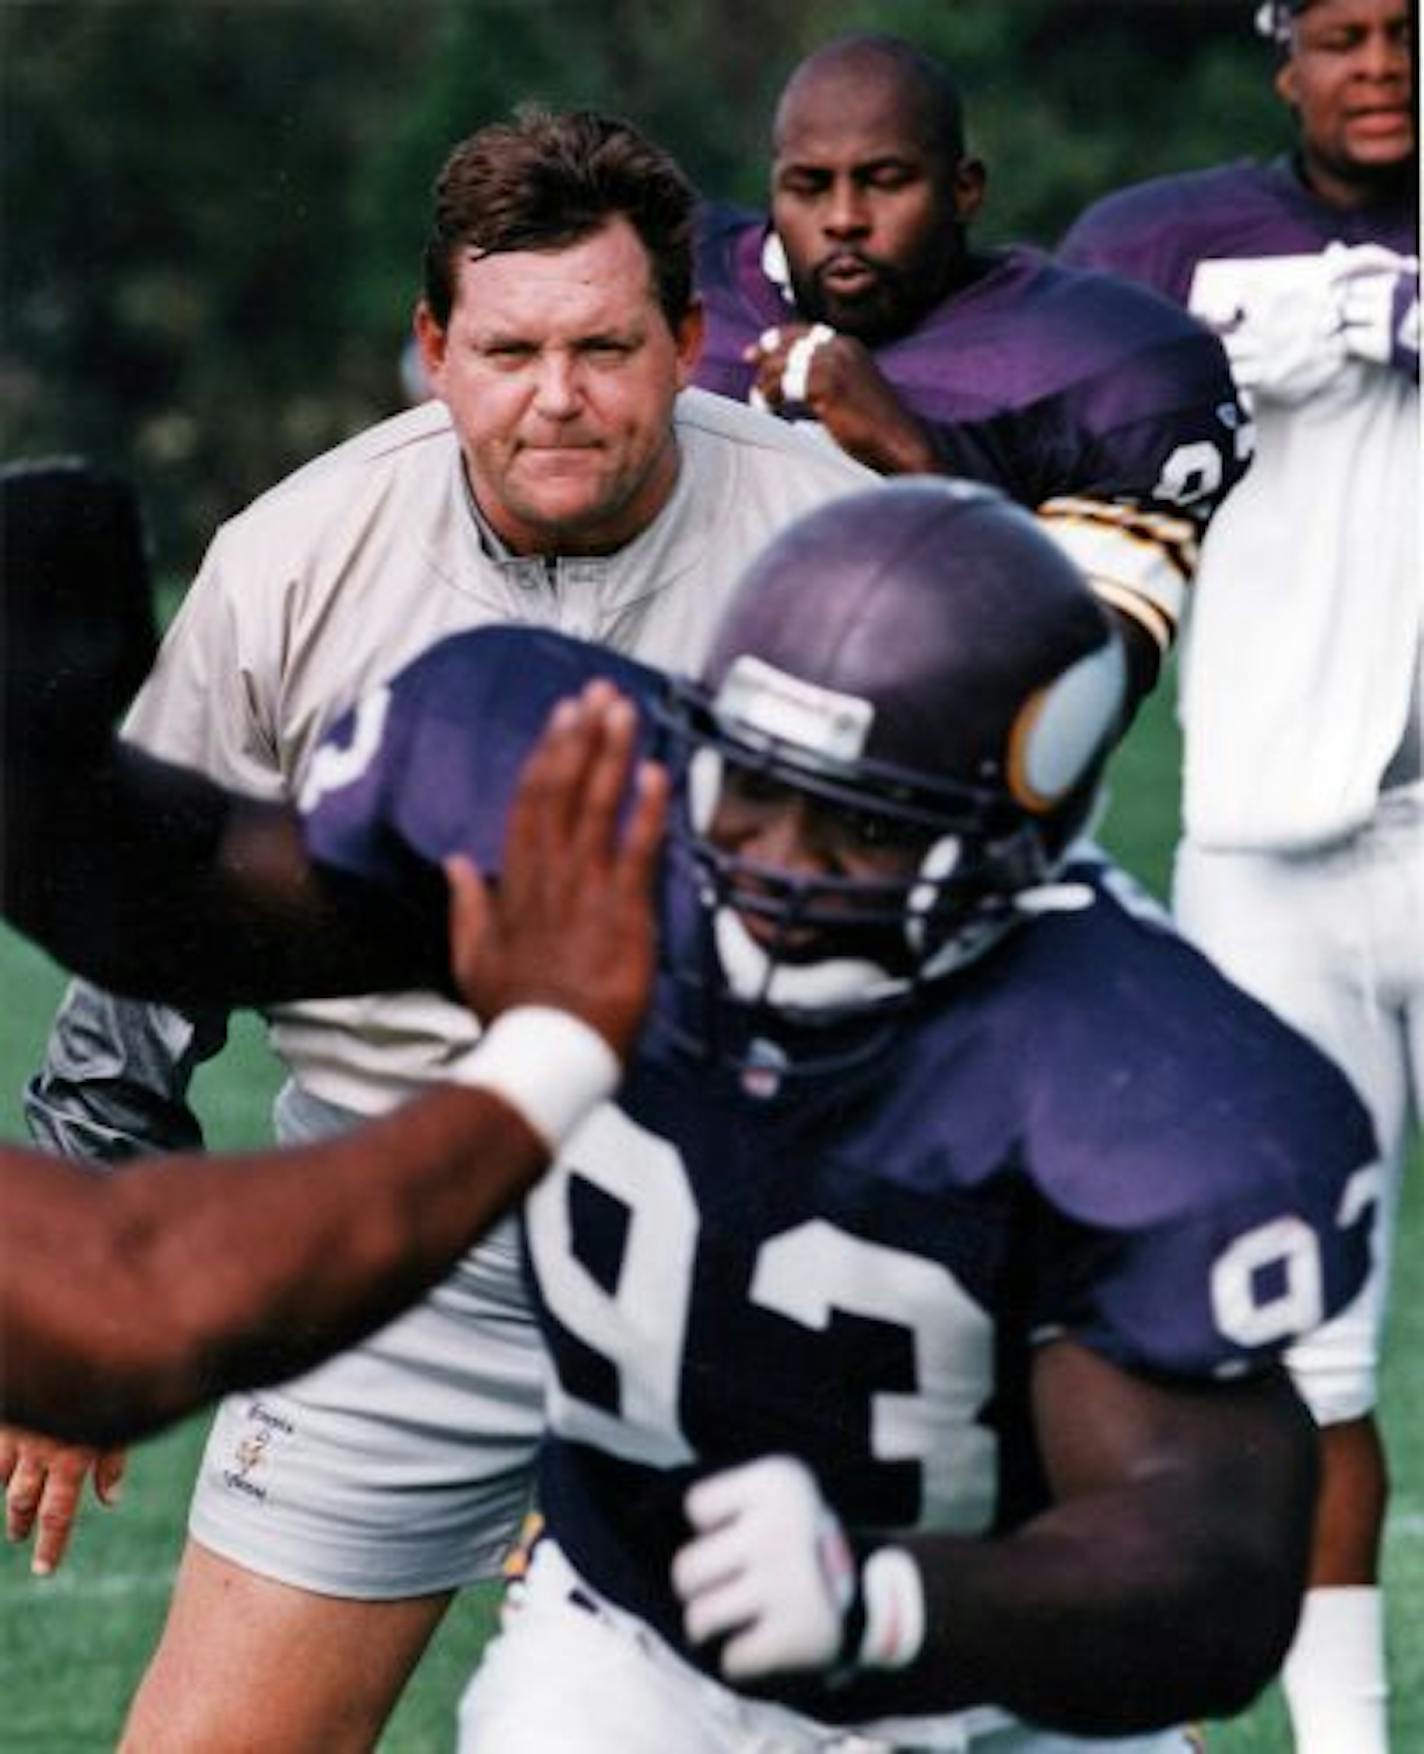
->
[688, 747, 724, 834]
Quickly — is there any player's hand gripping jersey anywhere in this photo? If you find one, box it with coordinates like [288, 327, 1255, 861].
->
[304, 622, 1376, 1719]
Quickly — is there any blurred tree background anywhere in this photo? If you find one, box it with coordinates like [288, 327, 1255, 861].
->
[2, 0, 1289, 579]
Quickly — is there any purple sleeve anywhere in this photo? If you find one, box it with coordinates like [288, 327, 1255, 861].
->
[1014, 893, 1380, 1380]
[1388, 268, 1420, 381]
[1032, 1173, 1375, 1382]
[939, 262, 1251, 529]
[300, 685, 417, 885]
[1057, 166, 1288, 308]
[299, 634, 535, 886]
[302, 628, 661, 886]
[693, 202, 782, 402]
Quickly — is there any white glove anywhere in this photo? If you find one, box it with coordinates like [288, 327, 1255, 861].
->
[673, 1455, 925, 1684]
[1190, 257, 1347, 404]
[1327, 241, 1420, 367]
[1222, 281, 1346, 404]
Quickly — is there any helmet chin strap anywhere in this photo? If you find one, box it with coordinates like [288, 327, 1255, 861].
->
[712, 907, 904, 1012]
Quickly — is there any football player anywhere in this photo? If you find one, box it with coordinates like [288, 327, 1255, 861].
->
[693, 32, 1254, 716]
[0, 457, 666, 1455]
[1060, 5, 1417, 1747]
[299, 481, 1378, 1751]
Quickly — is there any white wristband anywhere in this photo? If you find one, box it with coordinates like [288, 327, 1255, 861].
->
[446, 1006, 620, 1153]
[859, 1546, 926, 1670]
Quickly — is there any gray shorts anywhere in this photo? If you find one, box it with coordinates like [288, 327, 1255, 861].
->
[187, 1081, 545, 1599]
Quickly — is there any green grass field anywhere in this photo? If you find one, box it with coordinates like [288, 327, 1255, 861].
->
[1, 682, 1419, 1751]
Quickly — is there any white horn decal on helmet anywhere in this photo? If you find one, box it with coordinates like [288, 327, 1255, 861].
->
[1005, 639, 1126, 814]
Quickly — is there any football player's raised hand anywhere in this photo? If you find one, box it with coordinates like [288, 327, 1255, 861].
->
[444, 680, 669, 1064]
[0, 1427, 126, 1577]
[673, 1454, 926, 1686]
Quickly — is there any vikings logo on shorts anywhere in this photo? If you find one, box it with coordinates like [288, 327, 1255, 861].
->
[221, 1400, 294, 1503]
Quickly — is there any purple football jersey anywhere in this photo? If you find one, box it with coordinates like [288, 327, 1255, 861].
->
[695, 201, 1248, 515]
[302, 625, 1376, 1690]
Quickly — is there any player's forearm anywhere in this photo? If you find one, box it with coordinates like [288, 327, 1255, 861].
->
[837, 1380, 1317, 1731]
[6, 744, 447, 1005]
[838, 403, 941, 475]
[4, 742, 235, 997]
[142, 1087, 549, 1422]
[876, 1481, 1303, 1727]
[1, 1087, 547, 1446]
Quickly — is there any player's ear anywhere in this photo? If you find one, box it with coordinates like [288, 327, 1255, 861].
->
[414, 301, 449, 387]
[673, 297, 706, 390]
[950, 156, 987, 225]
[1275, 56, 1300, 109]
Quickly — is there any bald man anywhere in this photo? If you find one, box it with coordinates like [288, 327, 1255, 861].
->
[695, 31, 1253, 715]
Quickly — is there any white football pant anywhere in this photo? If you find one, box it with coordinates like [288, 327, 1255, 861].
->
[1174, 790, 1424, 1424]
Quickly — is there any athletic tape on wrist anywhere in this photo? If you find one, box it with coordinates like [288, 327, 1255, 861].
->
[446, 1006, 620, 1152]
[781, 323, 834, 404]
[859, 1546, 926, 1670]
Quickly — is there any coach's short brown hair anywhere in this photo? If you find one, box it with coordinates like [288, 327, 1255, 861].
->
[422, 107, 697, 329]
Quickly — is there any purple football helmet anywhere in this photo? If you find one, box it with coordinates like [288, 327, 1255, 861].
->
[663, 478, 1127, 1022]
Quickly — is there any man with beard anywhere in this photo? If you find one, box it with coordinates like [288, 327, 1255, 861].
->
[694, 32, 1253, 715]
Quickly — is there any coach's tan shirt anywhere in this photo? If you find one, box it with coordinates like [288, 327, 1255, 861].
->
[123, 390, 870, 1114]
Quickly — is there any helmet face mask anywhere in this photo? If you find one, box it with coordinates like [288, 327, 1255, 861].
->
[660, 667, 1065, 1025]
[654, 479, 1127, 1064]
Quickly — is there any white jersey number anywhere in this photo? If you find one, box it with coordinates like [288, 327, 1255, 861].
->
[297, 686, 392, 814]
[1211, 1161, 1383, 1348]
[527, 1106, 997, 1528]
[527, 1106, 699, 1468]
[752, 1223, 995, 1529]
